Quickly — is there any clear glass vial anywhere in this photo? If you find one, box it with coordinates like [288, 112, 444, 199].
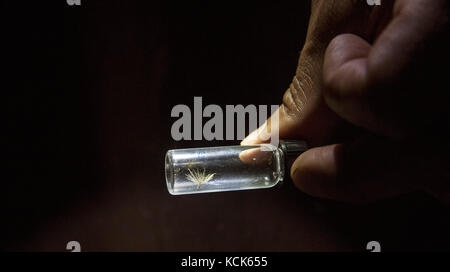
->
[165, 140, 308, 195]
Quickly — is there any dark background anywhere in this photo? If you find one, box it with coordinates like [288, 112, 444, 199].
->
[2, 0, 449, 251]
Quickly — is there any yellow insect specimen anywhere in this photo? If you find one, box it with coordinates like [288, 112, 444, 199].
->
[185, 168, 215, 189]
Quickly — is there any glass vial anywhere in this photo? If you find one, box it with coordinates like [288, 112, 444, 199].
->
[165, 140, 308, 195]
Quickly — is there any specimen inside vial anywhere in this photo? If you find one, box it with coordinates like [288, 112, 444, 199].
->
[165, 144, 285, 195]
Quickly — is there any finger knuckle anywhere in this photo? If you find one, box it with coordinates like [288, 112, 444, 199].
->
[282, 69, 313, 117]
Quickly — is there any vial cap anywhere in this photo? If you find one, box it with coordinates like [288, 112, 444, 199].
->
[278, 140, 309, 168]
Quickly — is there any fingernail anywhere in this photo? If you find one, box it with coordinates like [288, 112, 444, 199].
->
[241, 129, 259, 145]
[239, 148, 271, 166]
[241, 121, 269, 145]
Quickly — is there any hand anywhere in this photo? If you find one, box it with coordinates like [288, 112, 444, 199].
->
[242, 0, 450, 204]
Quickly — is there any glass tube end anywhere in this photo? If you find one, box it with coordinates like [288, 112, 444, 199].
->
[165, 150, 176, 195]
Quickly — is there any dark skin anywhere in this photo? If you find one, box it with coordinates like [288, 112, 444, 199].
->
[241, 0, 450, 204]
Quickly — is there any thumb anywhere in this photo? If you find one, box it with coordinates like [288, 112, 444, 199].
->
[290, 138, 416, 203]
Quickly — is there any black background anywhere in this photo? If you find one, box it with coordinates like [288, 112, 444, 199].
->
[2, 0, 449, 251]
